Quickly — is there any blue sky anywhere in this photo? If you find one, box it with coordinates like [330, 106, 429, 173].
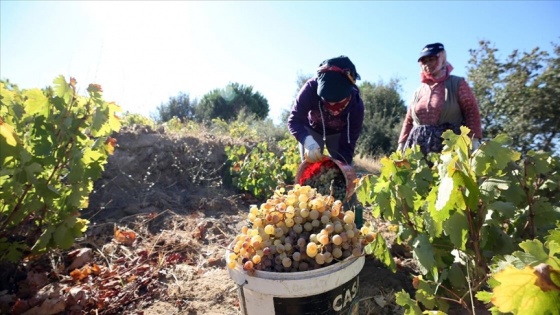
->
[1, 1, 559, 124]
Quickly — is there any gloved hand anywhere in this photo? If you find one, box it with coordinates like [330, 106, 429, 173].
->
[304, 136, 323, 162]
[472, 139, 481, 152]
[397, 142, 405, 152]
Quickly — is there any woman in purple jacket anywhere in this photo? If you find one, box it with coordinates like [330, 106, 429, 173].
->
[287, 56, 365, 165]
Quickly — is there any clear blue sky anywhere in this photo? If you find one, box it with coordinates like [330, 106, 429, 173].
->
[1, 1, 559, 124]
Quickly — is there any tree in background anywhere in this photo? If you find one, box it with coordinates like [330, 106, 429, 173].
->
[468, 40, 560, 153]
[356, 79, 406, 157]
[279, 72, 313, 125]
[155, 92, 197, 123]
[195, 83, 269, 123]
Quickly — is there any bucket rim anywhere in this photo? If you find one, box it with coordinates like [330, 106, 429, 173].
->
[227, 246, 363, 280]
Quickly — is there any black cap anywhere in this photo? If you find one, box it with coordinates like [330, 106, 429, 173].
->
[316, 56, 359, 102]
[418, 43, 445, 61]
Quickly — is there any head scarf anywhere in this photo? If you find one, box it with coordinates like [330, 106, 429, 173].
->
[420, 50, 453, 83]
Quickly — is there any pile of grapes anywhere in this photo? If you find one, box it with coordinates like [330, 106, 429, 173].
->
[302, 164, 347, 202]
[227, 185, 376, 274]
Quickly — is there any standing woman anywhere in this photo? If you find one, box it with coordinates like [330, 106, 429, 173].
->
[288, 56, 365, 226]
[287, 56, 364, 165]
[397, 43, 482, 157]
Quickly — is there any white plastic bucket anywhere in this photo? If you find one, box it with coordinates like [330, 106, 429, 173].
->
[227, 255, 365, 315]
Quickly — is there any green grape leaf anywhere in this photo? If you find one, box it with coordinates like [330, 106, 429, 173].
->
[32, 225, 56, 253]
[457, 171, 479, 211]
[0, 82, 16, 108]
[395, 290, 423, 315]
[379, 156, 398, 180]
[0, 120, 21, 162]
[516, 239, 557, 267]
[52, 75, 72, 104]
[431, 173, 466, 222]
[397, 183, 415, 210]
[487, 201, 517, 218]
[547, 226, 560, 245]
[448, 262, 468, 291]
[356, 175, 377, 206]
[441, 126, 470, 162]
[525, 151, 553, 177]
[443, 210, 469, 250]
[531, 200, 560, 234]
[422, 211, 443, 238]
[23, 89, 49, 117]
[91, 107, 111, 137]
[412, 166, 433, 195]
[364, 232, 396, 272]
[475, 290, 492, 304]
[481, 225, 515, 255]
[491, 265, 560, 315]
[412, 234, 437, 276]
[479, 177, 511, 202]
[435, 176, 453, 213]
[545, 241, 560, 269]
[471, 134, 521, 176]
[107, 102, 122, 131]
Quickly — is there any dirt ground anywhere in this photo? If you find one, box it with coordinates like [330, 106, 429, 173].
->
[0, 125, 417, 315]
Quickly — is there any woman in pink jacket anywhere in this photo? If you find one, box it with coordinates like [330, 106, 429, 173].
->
[397, 43, 482, 157]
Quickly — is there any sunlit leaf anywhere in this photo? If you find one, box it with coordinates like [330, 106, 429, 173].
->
[23, 89, 49, 117]
[395, 290, 423, 315]
[491, 265, 560, 314]
[52, 75, 72, 103]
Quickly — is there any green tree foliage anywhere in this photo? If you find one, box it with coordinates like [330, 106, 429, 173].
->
[467, 40, 560, 154]
[195, 83, 269, 123]
[155, 92, 196, 123]
[356, 79, 406, 157]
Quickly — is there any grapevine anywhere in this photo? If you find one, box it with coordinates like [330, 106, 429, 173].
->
[227, 185, 376, 274]
[0, 76, 121, 262]
[355, 127, 560, 314]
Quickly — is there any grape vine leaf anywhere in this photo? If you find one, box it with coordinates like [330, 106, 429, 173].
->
[515, 239, 560, 268]
[443, 210, 469, 250]
[431, 173, 466, 222]
[412, 234, 437, 277]
[547, 226, 560, 244]
[395, 290, 423, 315]
[490, 265, 560, 315]
[52, 75, 72, 104]
[471, 134, 520, 176]
[0, 120, 20, 162]
[23, 89, 49, 117]
[355, 175, 377, 206]
[487, 201, 517, 218]
[422, 211, 443, 238]
[413, 275, 450, 312]
[441, 126, 470, 162]
[364, 232, 396, 272]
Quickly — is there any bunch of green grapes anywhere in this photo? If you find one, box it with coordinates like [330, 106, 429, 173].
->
[302, 165, 347, 201]
[227, 185, 377, 274]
